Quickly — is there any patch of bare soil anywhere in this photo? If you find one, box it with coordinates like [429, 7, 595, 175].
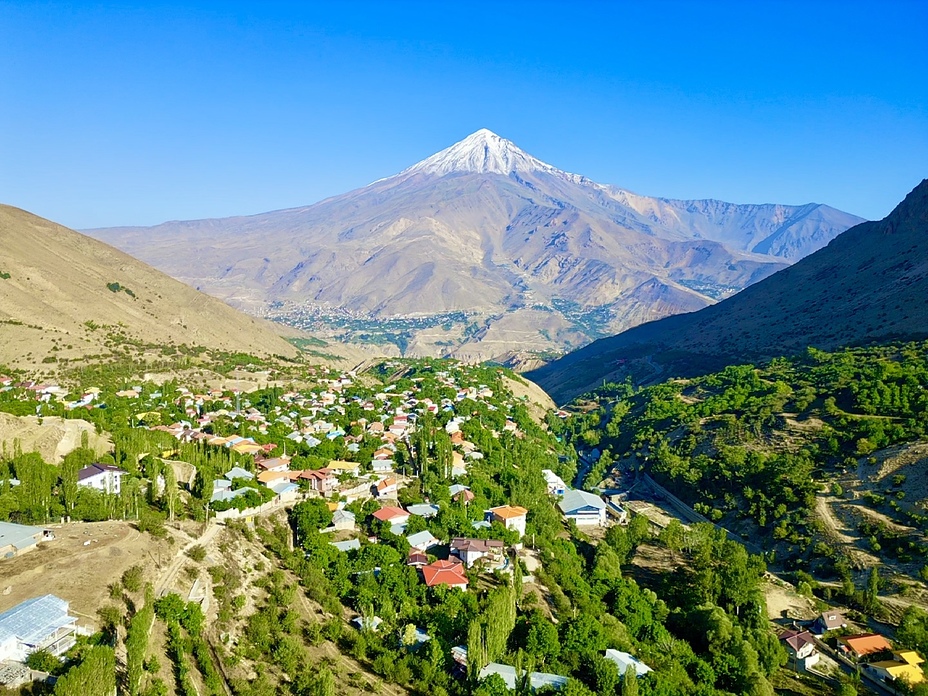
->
[0, 413, 112, 464]
[0, 520, 178, 622]
[501, 375, 556, 425]
[762, 576, 818, 622]
[814, 495, 881, 568]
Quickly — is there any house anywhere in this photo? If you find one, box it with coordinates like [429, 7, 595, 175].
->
[449, 483, 471, 499]
[268, 480, 301, 501]
[330, 539, 361, 553]
[351, 615, 383, 632]
[0, 595, 78, 661]
[487, 505, 528, 537]
[406, 530, 440, 552]
[865, 650, 925, 686]
[372, 506, 411, 526]
[557, 489, 607, 527]
[478, 663, 568, 691]
[257, 470, 292, 486]
[0, 522, 54, 559]
[372, 477, 398, 499]
[604, 650, 653, 678]
[326, 460, 360, 477]
[257, 457, 291, 473]
[210, 485, 250, 504]
[77, 464, 126, 495]
[399, 626, 431, 651]
[224, 466, 254, 481]
[372, 460, 394, 474]
[450, 538, 504, 568]
[421, 559, 468, 590]
[406, 503, 440, 518]
[299, 469, 337, 496]
[604, 495, 629, 525]
[542, 469, 567, 497]
[837, 633, 893, 660]
[812, 610, 847, 637]
[330, 510, 356, 531]
[778, 629, 819, 669]
[407, 550, 429, 567]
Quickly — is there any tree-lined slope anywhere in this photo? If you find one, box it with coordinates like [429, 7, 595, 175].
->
[530, 180, 928, 404]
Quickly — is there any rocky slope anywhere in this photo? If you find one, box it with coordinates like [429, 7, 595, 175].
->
[528, 180, 928, 403]
[86, 129, 864, 361]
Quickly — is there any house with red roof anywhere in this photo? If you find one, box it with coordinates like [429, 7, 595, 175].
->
[450, 538, 504, 568]
[778, 629, 819, 669]
[421, 559, 467, 590]
[372, 506, 410, 525]
[837, 633, 893, 660]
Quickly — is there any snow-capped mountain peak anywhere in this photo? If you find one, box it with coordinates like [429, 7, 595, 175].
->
[403, 128, 561, 177]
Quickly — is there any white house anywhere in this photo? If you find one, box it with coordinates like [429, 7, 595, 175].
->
[77, 464, 126, 495]
[406, 530, 440, 552]
[604, 649, 653, 678]
[557, 489, 607, 527]
[478, 663, 568, 691]
[778, 630, 820, 670]
[542, 469, 567, 497]
[0, 595, 78, 662]
[487, 505, 528, 537]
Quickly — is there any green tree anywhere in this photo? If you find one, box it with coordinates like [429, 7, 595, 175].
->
[162, 464, 178, 522]
[54, 645, 116, 696]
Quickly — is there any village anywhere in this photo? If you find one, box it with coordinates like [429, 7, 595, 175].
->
[1, 360, 926, 695]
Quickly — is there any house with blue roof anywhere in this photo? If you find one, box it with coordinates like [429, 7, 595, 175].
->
[0, 595, 78, 662]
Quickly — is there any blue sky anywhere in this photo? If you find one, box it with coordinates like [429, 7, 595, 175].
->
[1, 0, 926, 228]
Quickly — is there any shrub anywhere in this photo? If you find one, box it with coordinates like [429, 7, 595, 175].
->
[186, 545, 207, 562]
[26, 649, 61, 673]
[122, 565, 144, 593]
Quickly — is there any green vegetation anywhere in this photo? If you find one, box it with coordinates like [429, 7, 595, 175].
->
[556, 341, 928, 574]
[106, 281, 136, 297]
[0, 270, 11, 280]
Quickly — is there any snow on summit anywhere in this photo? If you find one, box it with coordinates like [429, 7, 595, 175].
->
[403, 128, 564, 177]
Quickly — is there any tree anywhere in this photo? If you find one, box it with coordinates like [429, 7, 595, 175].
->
[162, 464, 178, 522]
[866, 566, 881, 611]
[54, 645, 116, 696]
[26, 649, 61, 674]
[291, 499, 333, 542]
[659, 519, 685, 561]
[622, 664, 639, 696]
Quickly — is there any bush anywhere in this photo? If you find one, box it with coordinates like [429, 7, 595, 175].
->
[186, 545, 207, 562]
[26, 649, 61, 673]
[122, 565, 144, 593]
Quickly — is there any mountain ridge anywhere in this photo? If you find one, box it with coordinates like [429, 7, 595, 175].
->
[85, 130, 865, 361]
[527, 179, 928, 404]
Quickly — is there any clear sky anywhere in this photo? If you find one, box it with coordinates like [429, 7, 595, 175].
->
[1, 0, 926, 228]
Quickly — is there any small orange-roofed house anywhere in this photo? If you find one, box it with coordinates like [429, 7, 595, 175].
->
[837, 633, 893, 660]
[488, 505, 528, 537]
[421, 559, 467, 590]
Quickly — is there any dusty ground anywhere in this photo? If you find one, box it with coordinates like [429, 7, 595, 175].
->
[0, 520, 175, 622]
[0, 413, 112, 464]
[501, 375, 556, 425]
[763, 576, 819, 622]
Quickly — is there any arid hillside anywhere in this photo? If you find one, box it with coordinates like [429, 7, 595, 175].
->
[0, 204, 303, 369]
